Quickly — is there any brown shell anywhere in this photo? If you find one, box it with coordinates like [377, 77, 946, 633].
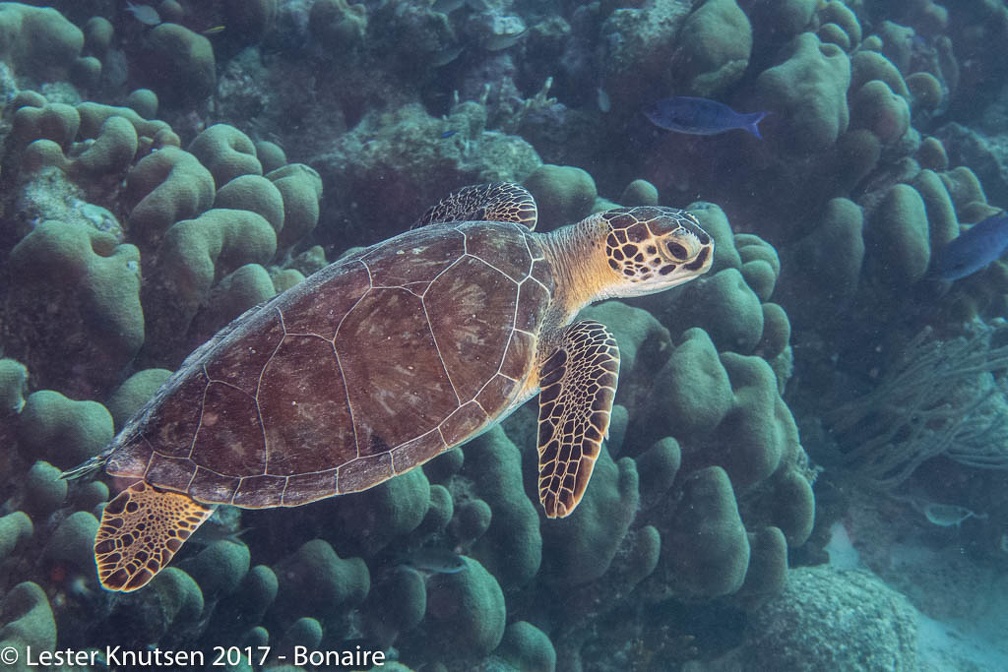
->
[107, 220, 555, 507]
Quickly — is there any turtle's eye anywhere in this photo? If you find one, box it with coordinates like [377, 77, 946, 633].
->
[666, 241, 689, 259]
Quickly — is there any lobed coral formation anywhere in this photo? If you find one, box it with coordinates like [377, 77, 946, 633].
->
[2, 0, 1008, 670]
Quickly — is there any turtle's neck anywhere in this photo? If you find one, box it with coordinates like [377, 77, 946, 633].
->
[538, 214, 614, 325]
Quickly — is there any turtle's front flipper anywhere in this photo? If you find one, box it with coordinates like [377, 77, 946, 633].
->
[95, 482, 215, 592]
[536, 320, 620, 518]
[413, 183, 538, 229]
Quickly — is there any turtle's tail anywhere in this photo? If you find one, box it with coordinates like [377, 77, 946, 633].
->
[60, 452, 110, 481]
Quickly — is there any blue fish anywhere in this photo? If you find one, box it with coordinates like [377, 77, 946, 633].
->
[644, 96, 766, 139]
[933, 211, 1008, 281]
[440, 129, 458, 139]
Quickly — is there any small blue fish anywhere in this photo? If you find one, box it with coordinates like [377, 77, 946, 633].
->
[645, 96, 766, 139]
[933, 211, 1008, 281]
[440, 130, 458, 139]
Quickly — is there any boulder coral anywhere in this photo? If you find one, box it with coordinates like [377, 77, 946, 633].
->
[2, 94, 324, 387]
[754, 32, 852, 154]
[600, 2, 693, 115]
[0, 512, 33, 564]
[457, 427, 543, 589]
[134, 23, 216, 107]
[0, 3, 85, 83]
[673, 0, 753, 96]
[23, 461, 67, 517]
[736, 567, 918, 671]
[0, 106, 815, 672]
[143, 207, 277, 362]
[496, 621, 557, 672]
[522, 163, 597, 231]
[0, 359, 29, 415]
[5, 222, 142, 397]
[11, 0, 1004, 669]
[313, 102, 540, 246]
[308, 0, 368, 52]
[16, 390, 114, 469]
[272, 539, 370, 625]
[415, 557, 506, 659]
[0, 583, 56, 672]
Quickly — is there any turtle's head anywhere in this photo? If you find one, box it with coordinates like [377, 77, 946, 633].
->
[593, 206, 714, 297]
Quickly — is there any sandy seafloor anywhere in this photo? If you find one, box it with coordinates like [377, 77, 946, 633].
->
[2, 1, 1008, 671]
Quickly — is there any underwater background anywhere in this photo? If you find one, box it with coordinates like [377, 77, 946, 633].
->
[1, 0, 1007, 670]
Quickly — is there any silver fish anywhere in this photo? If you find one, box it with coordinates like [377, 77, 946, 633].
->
[402, 548, 468, 574]
[125, 2, 161, 26]
[432, 0, 467, 13]
[922, 502, 986, 527]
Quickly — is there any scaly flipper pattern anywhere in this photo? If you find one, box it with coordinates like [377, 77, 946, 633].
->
[95, 482, 215, 591]
[414, 182, 538, 229]
[537, 320, 620, 518]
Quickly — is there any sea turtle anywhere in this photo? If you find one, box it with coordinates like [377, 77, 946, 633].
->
[63, 182, 714, 592]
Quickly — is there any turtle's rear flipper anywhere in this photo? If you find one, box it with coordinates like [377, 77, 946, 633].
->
[536, 320, 620, 518]
[95, 482, 215, 592]
[60, 453, 110, 480]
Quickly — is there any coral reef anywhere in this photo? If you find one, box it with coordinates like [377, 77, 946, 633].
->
[2, 0, 1008, 670]
[731, 566, 919, 671]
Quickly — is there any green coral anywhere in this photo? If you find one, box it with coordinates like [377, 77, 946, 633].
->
[362, 566, 426, 644]
[144, 208, 277, 363]
[676, 268, 766, 353]
[273, 539, 370, 623]
[183, 539, 252, 597]
[660, 466, 750, 598]
[16, 390, 114, 469]
[0, 3, 84, 82]
[0, 582, 56, 672]
[266, 163, 324, 251]
[755, 32, 852, 154]
[41, 510, 98, 570]
[0, 512, 33, 564]
[864, 183, 931, 286]
[5, 221, 142, 397]
[24, 460, 67, 517]
[277, 617, 323, 654]
[645, 328, 734, 444]
[523, 164, 597, 230]
[420, 557, 506, 658]
[189, 124, 263, 189]
[214, 175, 285, 233]
[130, 568, 206, 642]
[125, 146, 216, 250]
[0, 359, 29, 414]
[104, 368, 172, 429]
[136, 23, 216, 107]
[460, 427, 542, 589]
[674, 0, 752, 96]
[496, 621, 557, 672]
[538, 447, 639, 585]
[332, 467, 431, 556]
